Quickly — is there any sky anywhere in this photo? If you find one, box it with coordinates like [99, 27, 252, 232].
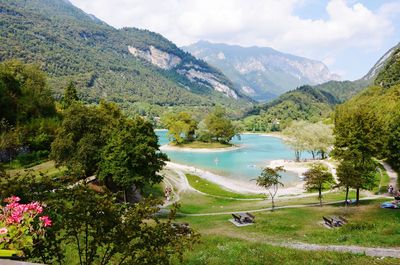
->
[69, 0, 400, 80]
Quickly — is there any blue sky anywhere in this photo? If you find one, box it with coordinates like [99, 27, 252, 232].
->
[70, 0, 400, 80]
[293, 0, 400, 79]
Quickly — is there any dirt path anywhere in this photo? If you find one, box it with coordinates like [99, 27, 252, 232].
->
[278, 242, 400, 258]
[381, 161, 398, 192]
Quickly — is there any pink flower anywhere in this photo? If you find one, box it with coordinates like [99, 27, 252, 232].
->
[4, 196, 20, 203]
[39, 216, 52, 227]
[0, 227, 7, 235]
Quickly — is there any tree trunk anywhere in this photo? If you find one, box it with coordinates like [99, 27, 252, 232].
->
[295, 151, 300, 162]
[271, 197, 275, 212]
[356, 188, 360, 205]
[318, 188, 322, 207]
[311, 151, 315, 160]
[345, 185, 349, 207]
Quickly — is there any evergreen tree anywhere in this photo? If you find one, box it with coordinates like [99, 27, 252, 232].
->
[62, 81, 79, 109]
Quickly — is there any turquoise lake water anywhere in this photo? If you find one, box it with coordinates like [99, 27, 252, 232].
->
[156, 131, 311, 185]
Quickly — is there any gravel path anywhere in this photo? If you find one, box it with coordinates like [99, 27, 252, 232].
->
[277, 242, 400, 258]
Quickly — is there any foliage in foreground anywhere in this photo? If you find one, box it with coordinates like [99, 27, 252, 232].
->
[0, 172, 199, 265]
[50, 101, 168, 199]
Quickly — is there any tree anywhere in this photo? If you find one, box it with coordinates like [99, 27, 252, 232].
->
[98, 117, 168, 201]
[283, 121, 333, 161]
[303, 163, 335, 206]
[336, 159, 358, 206]
[203, 107, 237, 144]
[333, 103, 382, 204]
[0, 60, 56, 126]
[161, 111, 198, 144]
[50, 103, 110, 178]
[255, 166, 285, 211]
[62, 81, 79, 109]
[282, 121, 308, 161]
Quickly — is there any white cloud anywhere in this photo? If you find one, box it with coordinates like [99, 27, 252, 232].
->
[69, 0, 398, 79]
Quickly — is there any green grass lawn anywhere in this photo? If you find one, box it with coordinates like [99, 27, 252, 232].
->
[178, 200, 400, 248]
[177, 235, 399, 265]
[7, 160, 66, 178]
[171, 141, 233, 149]
[186, 174, 266, 199]
[177, 189, 362, 214]
[374, 163, 391, 194]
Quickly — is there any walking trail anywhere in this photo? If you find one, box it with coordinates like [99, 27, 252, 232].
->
[381, 161, 398, 192]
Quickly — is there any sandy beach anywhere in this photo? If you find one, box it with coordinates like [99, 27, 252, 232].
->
[164, 158, 338, 197]
[165, 161, 308, 196]
[160, 144, 243, 153]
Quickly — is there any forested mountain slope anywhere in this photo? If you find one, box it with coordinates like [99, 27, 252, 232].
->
[0, 0, 251, 115]
[246, 42, 400, 130]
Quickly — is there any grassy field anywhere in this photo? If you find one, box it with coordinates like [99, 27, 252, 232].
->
[178, 200, 400, 248]
[7, 160, 66, 178]
[177, 188, 362, 214]
[374, 163, 391, 194]
[171, 141, 233, 149]
[177, 235, 399, 265]
[185, 174, 266, 199]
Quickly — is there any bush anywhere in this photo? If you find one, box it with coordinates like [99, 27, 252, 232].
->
[15, 150, 49, 167]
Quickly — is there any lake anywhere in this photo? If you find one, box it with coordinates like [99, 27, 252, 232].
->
[156, 130, 310, 186]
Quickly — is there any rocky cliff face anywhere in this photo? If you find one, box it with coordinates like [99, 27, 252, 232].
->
[183, 41, 340, 101]
[127, 44, 239, 99]
[362, 42, 400, 81]
[128, 46, 181, 70]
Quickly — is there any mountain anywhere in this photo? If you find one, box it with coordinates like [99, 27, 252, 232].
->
[374, 44, 400, 88]
[362, 42, 400, 83]
[0, 0, 251, 116]
[250, 42, 400, 130]
[183, 41, 340, 101]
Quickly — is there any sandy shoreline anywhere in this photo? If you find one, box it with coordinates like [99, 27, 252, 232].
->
[165, 160, 310, 196]
[241, 132, 288, 140]
[160, 144, 243, 153]
[165, 158, 337, 196]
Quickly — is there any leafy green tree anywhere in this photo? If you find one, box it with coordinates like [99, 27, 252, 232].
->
[255, 166, 285, 211]
[336, 159, 358, 206]
[303, 163, 335, 206]
[283, 121, 333, 161]
[203, 107, 237, 144]
[62, 81, 79, 109]
[50, 103, 110, 178]
[386, 108, 400, 170]
[0, 60, 55, 125]
[98, 117, 168, 201]
[282, 121, 308, 161]
[161, 111, 198, 144]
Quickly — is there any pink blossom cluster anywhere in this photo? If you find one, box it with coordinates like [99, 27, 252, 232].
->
[1, 196, 51, 227]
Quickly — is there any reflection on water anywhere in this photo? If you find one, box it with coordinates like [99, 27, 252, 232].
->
[156, 131, 311, 186]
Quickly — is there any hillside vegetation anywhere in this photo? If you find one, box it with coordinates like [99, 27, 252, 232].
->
[0, 0, 251, 116]
[242, 85, 338, 131]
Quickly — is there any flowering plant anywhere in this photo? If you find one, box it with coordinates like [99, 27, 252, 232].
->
[0, 196, 52, 253]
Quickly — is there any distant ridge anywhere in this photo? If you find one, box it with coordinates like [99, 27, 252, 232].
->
[183, 40, 340, 101]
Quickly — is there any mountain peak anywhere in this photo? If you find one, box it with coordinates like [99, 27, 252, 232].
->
[183, 41, 340, 101]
